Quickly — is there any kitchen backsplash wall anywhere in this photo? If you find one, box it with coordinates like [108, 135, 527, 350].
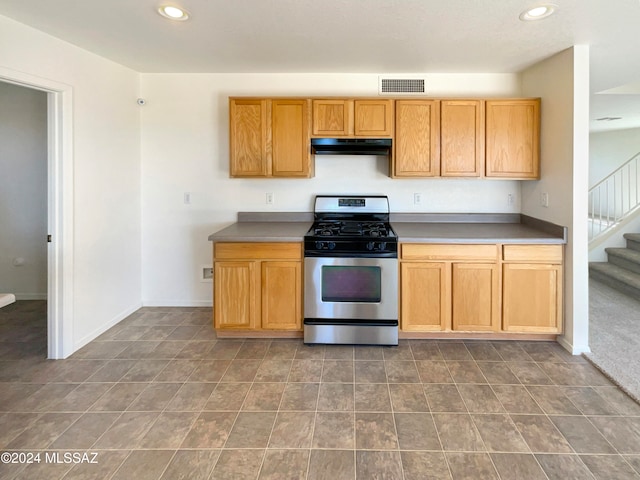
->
[140, 72, 523, 306]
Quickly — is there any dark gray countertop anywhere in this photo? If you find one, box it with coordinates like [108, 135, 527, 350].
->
[208, 221, 312, 242]
[393, 222, 564, 244]
[208, 212, 567, 244]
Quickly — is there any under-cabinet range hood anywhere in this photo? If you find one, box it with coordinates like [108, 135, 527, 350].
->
[311, 138, 392, 156]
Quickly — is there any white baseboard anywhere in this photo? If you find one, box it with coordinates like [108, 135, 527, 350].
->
[557, 335, 591, 355]
[73, 302, 142, 352]
[0, 294, 16, 308]
[15, 293, 48, 300]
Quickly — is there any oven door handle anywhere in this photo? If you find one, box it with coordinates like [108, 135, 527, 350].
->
[304, 319, 398, 326]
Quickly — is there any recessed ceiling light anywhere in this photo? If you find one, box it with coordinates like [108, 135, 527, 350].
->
[158, 5, 190, 21]
[519, 4, 557, 21]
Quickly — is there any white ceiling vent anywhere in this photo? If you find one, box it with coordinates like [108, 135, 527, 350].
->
[378, 76, 427, 95]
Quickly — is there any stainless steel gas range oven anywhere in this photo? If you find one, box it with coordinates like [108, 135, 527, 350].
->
[303, 195, 398, 346]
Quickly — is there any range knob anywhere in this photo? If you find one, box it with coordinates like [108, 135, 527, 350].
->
[328, 242, 336, 250]
[366, 241, 376, 251]
[315, 241, 325, 250]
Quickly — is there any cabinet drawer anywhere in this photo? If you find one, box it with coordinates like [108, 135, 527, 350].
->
[215, 242, 302, 260]
[503, 245, 562, 263]
[401, 244, 498, 261]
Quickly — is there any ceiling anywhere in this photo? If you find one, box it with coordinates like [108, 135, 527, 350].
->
[1, 0, 639, 131]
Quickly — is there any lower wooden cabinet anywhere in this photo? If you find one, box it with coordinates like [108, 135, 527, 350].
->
[400, 244, 499, 332]
[261, 261, 302, 330]
[401, 262, 448, 331]
[502, 245, 563, 333]
[400, 243, 563, 335]
[451, 263, 499, 331]
[214, 260, 257, 329]
[214, 243, 302, 332]
[212, 240, 562, 336]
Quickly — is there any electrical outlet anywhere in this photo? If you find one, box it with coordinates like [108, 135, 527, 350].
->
[183, 192, 191, 205]
[508, 193, 514, 206]
[266, 193, 274, 205]
[541, 192, 549, 207]
[413, 193, 422, 205]
[201, 266, 213, 282]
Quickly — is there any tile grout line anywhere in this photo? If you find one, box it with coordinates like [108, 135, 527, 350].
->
[256, 342, 300, 479]
[6, 303, 640, 479]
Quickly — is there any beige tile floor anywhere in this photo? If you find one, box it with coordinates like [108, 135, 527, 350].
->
[1, 301, 640, 479]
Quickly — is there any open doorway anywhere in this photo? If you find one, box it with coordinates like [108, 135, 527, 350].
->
[0, 68, 74, 359]
[0, 82, 47, 357]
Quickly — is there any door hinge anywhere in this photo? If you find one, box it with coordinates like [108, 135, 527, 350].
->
[47, 235, 52, 243]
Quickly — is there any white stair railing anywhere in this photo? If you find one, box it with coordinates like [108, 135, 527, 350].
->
[589, 151, 640, 242]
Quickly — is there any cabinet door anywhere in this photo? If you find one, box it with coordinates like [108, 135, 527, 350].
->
[451, 263, 499, 331]
[485, 99, 540, 179]
[229, 99, 268, 177]
[393, 100, 440, 177]
[261, 261, 302, 330]
[502, 263, 562, 333]
[312, 99, 351, 136]
[214, 261, 258, 329]
[272, 99, 312, 177]
[441, 100, 484, 177]
[354, 100, 394, 136]
[400, 262, 449, 331]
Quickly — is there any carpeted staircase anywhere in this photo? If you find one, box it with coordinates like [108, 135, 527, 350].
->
[590, 233, 640, 299]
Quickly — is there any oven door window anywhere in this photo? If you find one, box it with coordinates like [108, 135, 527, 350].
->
[321, 266, 381, 303]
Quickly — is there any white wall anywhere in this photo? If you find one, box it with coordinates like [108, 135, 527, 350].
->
[0, 82, 47, 299]
[588, 127, 640, 261]
[590, 127, 640, 187]
[521, 46, 591, 354]
[140, 73, 523, 306]
[0, 15, 142, 351]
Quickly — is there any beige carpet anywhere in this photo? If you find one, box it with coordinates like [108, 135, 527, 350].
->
[586, 279, 640, 402]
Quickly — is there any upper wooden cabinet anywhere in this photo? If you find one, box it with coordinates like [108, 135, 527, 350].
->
[312, 99, 394, 137]
[229, 96, 540, 180]
[485, 99, 540, 179]
[229, 99, 268, 177]
[393, 100, 440, 177]
[440, 100, 485, 177]
[229, 98, 312, 178]
[354, 100, 394, 136]
[394, 99, 486, 178]
[271, 99, 312, 177]
[312, 100, 350, 136]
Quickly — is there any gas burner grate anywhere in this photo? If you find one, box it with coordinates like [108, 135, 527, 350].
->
[362, 223, 389, 237]
[314, 222, 340, 236]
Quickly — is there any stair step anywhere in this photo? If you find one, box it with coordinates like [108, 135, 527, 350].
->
[589, 262, 640, 299]
[605, 247, 640, 275]
[625, 233, 640, 252]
